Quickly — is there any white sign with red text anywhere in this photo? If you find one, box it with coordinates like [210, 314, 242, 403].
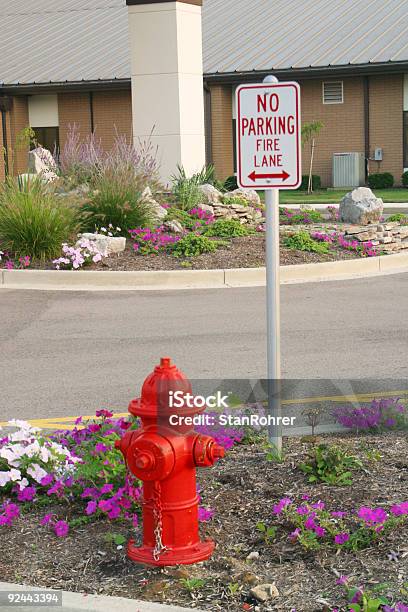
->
[236, 82, 301, 190]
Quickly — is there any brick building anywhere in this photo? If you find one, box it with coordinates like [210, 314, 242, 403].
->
[1, 0, 408, 186]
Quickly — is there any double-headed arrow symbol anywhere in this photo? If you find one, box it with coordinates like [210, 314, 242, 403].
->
[248, 170, 290, 182]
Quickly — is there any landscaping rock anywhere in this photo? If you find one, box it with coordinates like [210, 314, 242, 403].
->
[225, 188, 261, 206]
[198, 183, 222, 205]
[77, 233, 126, 256]
[163, 220, 184, 234]
[28, 147, 58, 182]
[339, 187, 383, 225]
[199, 203, 215, 215]
[250, 583, 280, 602]
[142, 186, 168, 222]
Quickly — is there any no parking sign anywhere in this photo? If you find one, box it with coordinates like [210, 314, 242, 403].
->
[236, 82, 301, 190]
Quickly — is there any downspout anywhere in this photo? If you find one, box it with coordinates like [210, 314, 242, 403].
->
[89, 91, 95, 134]
[363, 76, 370, 181]
[203, 81, 212, 166]
[1, 108, 9, 176]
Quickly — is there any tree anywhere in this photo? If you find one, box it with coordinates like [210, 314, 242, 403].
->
[301, 121, 324, 194]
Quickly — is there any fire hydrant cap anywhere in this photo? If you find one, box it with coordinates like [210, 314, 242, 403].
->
[129, 357, 204, 419]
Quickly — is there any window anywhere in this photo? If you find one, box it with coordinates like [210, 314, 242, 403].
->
[323, 81, 344, 104]
[404, 111, 408, 168]
[31, 127, 59, 154]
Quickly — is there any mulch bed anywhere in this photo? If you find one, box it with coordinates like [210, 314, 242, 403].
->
[1, 431, 407, 611]
[17, 235, 359, 272]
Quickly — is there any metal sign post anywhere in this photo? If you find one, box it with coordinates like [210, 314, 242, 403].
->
[236, 75, 301, 451]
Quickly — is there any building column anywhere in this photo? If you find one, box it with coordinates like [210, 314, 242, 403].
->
[126, 0, 206, 186]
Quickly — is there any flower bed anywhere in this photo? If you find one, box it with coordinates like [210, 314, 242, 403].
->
[1, 413, 407, 611]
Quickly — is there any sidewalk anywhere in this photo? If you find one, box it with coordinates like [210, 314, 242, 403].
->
[0, 583, 200, 612]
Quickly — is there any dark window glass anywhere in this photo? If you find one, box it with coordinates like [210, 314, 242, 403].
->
[31, 126, 59, 154]
[404, 112, 408, 168]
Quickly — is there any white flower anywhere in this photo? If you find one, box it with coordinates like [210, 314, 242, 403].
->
[100, 227, 107, 232]
[0, 471, 11, 487]
[9, 468, 22, 482]
[8, 419, 32, 430]
[40, 446, 50, 463]
[27, 463, 48, 483]
[17, 478, 29, 490]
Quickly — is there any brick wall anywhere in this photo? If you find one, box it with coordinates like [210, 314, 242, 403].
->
[368, 74, 404, 184]
[92, 90, 132, 149]
[209, 84, 234, 180]
[9, 96, 30, 174]
[58, 90, 132, 152]
[300, 78, 366, 187]
[58, 92, 92, 148]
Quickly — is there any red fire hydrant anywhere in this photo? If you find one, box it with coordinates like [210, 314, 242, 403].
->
[115, 357, 225, 566]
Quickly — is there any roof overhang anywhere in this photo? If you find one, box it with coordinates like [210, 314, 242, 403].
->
[0, 78, 131, 95]
[203, 61, 408, 84]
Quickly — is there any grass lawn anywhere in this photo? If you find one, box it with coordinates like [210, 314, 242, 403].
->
[275, 188, 408, 204]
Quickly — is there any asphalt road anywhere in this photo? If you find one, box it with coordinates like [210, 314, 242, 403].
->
[1, 273, 408, 422]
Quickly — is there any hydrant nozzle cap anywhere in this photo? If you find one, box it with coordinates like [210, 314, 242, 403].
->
[160, 357, 172, 368]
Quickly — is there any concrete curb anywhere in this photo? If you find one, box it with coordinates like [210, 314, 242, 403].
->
[0, 582, 200, 612]
[1, 252, 408, 291]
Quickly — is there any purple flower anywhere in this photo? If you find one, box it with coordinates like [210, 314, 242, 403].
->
[296, 505, 309, 515]
[358, 506, 388, 525]
[54, 520, 69, 538]
[334, 532, 350, 545]
[272, 498, 292, 515]
[100, 483, 114, 495]
[95, 410, 113, 418]
[40, 474, 54, 486]
[108, 507, 121, 520]
[85, 501, 97, 515]
[95, 442, 108, 453]
[304, 515, 316, 531]
[314, 526, 326, 537]
[336, 575, 348, 586]
[390, 502, 408, 516]
[40, 513, 54, 526]
[331, 511, 347, 519]
[4, 503, 20, 519]
[289, 528, 301, 541]
[17, 486, 36, 502]
[198, 507, 214, 522]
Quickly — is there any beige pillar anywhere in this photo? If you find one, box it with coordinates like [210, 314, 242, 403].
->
[127, 0, 206, 186]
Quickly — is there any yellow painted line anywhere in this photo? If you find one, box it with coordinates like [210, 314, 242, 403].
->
[1, 390, 407, 429]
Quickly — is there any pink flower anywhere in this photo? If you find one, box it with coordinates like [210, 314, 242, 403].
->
[314, 526, 326, 537]
[17, 486, 36, 502]
[272, 498, 292, 515]
[85, 501, 97, 515]
[40, 513, 54, 526]
[54, 520, 69, 537]
[198, 507, 214, 522]
[95, 410, 113, 418]
[390, 502, 408, 516]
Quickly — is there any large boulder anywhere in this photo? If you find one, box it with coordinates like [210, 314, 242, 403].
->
[77, 233, 126, 256]
[142, 186, 168, 222]
[339, 187, 383, 225]
[225, 188, 261, 207]
[28, 147, 58, 182]
[198, 183, 222, 205]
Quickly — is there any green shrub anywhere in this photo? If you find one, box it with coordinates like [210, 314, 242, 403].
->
[223, 175, 238, 191]
[82, 167, 154, 233]
[203, 219, 252, 238]
[387, 213, 408, 224]
[299, 175, 321, 191]
[0, 176, 80, 260]
[283, 230, 330, 253]
[299, 444, 363, 485]
[280, 208, 323, 224]
[402, 171, 408, 188]
[171, 165, 215, 210]
[368, 172, 394, 189]
[173, 234, 222, 257]
[222, 194, 249, 207]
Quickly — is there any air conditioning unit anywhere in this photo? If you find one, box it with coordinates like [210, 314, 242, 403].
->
[333, 152, 365, 188]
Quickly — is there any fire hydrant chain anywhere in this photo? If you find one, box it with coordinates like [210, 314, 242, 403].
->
[152, 482, 169, 561]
